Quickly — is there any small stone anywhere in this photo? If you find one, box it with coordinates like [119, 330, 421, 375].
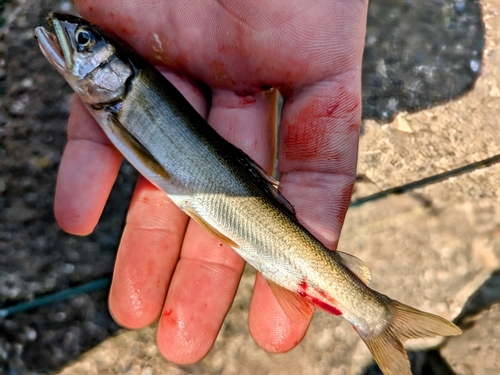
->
[24, 326, 37, 341]
[5, 200, 39, 222]
[59, 1, 72, 12]
[29, 154, 53, 170]
[54, 311, 67, 323]
[21, 78, 33, 88]
[393, 113, 414, 133]
[9, 100, 26, 114]
[62, 264, 75, 274]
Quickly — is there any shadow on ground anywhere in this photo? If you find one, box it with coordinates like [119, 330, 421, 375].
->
[362, 0, 483, 121]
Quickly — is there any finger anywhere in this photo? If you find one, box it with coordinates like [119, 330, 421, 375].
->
[249, 272, 312, 352]
[54, 96, 122, 235]
[247, 181, 312, 352]
[108, 71, 209, 327]
[108, 176, 188, 327]
[279, 73, 361, 247]
[156, 89, 276, 364]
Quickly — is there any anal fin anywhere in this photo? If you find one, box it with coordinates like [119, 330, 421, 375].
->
[185, 208, 239, 249]
[266, 278, 315, 322]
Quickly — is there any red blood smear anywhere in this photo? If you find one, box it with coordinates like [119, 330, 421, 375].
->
[298, 279, 308, 291]
[283, 104, 321, 159]
[326, 102, 340, 115]
[297, 280, 342, 316]
[239, 95, 257, 106]
[282, 85, 361, 161]
[297, 279, 308, 298]
[311, 297, 342, 316]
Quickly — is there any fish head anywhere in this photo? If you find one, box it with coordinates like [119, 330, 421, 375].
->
[35, 12, 133, 106]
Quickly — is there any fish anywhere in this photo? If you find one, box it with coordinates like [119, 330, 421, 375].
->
[35, 13, 461, 375]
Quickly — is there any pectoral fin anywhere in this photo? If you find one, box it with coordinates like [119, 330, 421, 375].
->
[265, 278, 315, 322]
[109, 116, 170, 181]
[185, 208, 239, 249]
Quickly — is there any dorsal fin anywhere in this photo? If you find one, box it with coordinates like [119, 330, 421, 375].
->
[237, 150, 296, 216]
[249, 158, 280, 189]
[336, 251, 371, 285]
[265, 278, 315, 322]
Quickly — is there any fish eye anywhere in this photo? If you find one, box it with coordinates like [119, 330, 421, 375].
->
[75, 27, 96, 50]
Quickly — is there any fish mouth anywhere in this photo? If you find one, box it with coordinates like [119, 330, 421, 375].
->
[35, 13, 75, 71]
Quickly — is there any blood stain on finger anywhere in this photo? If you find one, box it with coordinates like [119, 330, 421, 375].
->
[349, 122, 360, 132]
[346, 100, 359, 113]
[326, 102, 340, 116]
[238, 94, 257, 106]
[283, 106, 321, 159]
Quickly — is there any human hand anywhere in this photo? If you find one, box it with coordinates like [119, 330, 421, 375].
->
[55, 0, 368, 363]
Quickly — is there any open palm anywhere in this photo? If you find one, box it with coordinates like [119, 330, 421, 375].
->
[55, 0, 368, 363]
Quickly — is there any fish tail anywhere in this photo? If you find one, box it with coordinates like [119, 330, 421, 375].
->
[358, 299, 461, 375]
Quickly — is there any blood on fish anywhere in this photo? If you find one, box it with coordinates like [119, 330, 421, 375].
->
[298, 279, 308, 291]
[317, 288, 328, 298]
[297, 279, 342, 316]
[311, 297, 342, 316]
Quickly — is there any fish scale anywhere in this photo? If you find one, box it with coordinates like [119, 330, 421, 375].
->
[35, 12, 461, 375]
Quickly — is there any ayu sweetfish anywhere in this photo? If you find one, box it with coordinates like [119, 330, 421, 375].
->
[35, 13, 460, 375]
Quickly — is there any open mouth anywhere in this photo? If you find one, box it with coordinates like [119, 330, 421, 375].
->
[35, 16, 72, 70]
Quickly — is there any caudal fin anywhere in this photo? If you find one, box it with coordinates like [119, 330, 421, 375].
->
[359, 300, 461, 375]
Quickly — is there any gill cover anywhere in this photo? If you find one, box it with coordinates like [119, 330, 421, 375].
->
[36, 13, 133, 105]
